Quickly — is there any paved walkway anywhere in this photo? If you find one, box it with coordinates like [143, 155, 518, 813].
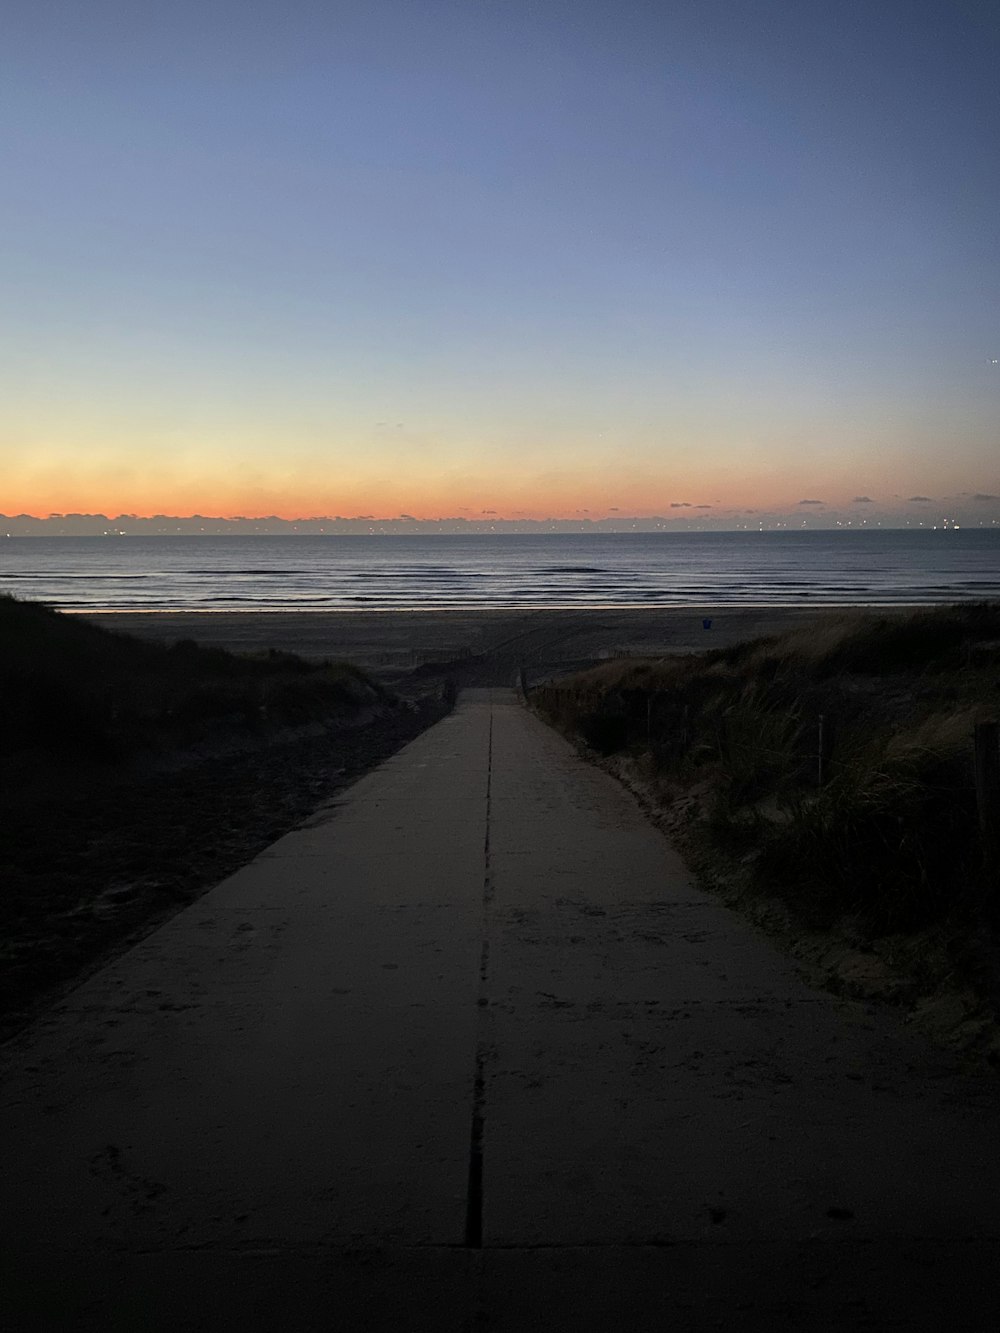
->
[3, 691, 1000, 1329]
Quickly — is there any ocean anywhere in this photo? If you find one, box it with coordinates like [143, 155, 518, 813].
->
[2, 531, 999, 613]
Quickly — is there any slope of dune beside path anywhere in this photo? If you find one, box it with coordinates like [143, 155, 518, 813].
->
[0, 596, 454, 1038]
[532, 603, 1000, 1064]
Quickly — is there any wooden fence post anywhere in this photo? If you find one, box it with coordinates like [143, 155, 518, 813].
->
[974, 721, 1000, 868]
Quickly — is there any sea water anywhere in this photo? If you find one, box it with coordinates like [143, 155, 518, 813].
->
[2, 531, 999, 612]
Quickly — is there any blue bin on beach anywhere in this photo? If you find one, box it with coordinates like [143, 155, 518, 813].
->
[702, 618, 713, 630]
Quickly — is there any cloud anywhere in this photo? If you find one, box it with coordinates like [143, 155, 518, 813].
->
[482, 509, 497, 515]
[670, 502, 692, 508]
[744, 509, 757, 514]
[798, 498, 824, 505]
[608, 507, 619, 511]
[853, 495, 873, 504]
[399, 513, 416, 520]
[694, 504, 712, 509]
[973, 493, 999, 502]
[908, 495, 933, 503]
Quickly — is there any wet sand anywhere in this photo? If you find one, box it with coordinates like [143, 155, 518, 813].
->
[81, 606, 836, 682]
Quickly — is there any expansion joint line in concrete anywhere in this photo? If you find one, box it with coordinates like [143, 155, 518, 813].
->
[464, 706, 494, 1250]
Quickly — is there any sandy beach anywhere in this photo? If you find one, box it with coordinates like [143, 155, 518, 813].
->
[81, 606, 835, 684]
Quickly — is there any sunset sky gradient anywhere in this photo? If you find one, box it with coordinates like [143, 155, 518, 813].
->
[3, 0, 998, 524]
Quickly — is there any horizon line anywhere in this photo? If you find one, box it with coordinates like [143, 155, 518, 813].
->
[4, 510, 996, 535]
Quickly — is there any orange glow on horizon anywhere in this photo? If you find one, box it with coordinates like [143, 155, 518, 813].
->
[3, 494, 945, 523]
[4, 452, 987, 525]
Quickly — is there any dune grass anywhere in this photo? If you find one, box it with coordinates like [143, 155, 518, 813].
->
[1, 594, 385, 761]
[533, 604, 1000, 936]
[0, 596, 459, 1034]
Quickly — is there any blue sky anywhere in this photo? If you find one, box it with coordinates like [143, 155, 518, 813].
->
[2, 0, 998, 522]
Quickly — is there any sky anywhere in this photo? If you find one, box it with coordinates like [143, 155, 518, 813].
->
[2, 0, 998, 526]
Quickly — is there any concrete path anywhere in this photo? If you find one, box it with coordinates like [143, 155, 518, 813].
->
[3, 690, 1000, 1330]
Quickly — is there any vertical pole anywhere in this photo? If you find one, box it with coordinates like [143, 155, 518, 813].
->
[821, 714, 832, 783]
[974, 722, 1000, 869]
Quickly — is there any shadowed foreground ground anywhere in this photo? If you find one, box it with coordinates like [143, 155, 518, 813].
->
[3, 691, 1000, 1329]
